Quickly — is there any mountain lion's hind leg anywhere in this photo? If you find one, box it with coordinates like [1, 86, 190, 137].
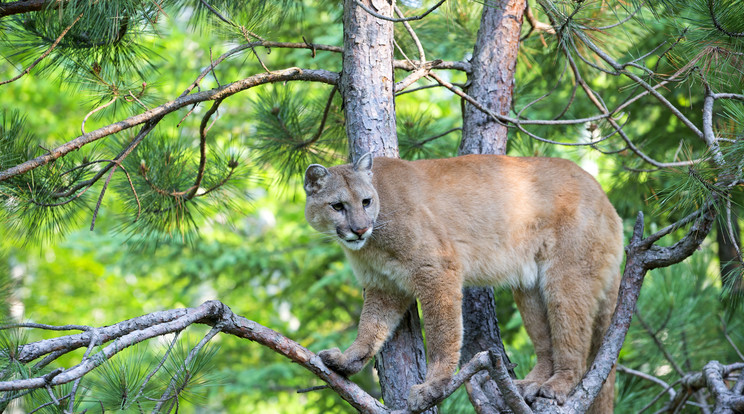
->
[539, 262, 600, 404]
[513, 285, 554, 402]
[319, 287, 412, 376]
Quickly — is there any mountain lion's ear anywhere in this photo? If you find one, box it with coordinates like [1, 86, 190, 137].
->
[304, 164, 330, 195]
[353, 153, 373, 175]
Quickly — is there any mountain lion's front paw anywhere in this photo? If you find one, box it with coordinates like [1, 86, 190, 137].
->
[318, 348, 363, 377]
[515, 379, 541, 403]
[537, 377, 573, 405]
[408, 380, 446, 413]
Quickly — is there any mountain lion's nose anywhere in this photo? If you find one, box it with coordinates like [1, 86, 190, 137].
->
[352, 227, 369, 237]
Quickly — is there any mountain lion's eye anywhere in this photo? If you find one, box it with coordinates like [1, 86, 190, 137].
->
[362, 198, 371, 207]
[331, 202, 344, 211]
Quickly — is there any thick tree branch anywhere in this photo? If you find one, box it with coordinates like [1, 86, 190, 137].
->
[0, 300, 519, 414]
[0, 68, 339, 182]
[0, 0, 52, 18]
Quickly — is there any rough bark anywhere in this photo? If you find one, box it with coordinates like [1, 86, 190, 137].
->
[458, 0, 525, 411]
[459, 288, 513, 368]
[375, 304, 429, 410]
[460, 0, 525, 156]
[341, 0, 431, 411]
[341, 0, 399, 163]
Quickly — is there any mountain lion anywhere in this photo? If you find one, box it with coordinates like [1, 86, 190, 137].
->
[304, 154, 623, 412]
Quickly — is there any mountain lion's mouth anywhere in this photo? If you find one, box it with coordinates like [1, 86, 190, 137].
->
[340, 237, 367, 250]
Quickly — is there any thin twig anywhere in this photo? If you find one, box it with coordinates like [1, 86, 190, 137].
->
[395, 82, 460, 96]
[187, 98, 224, 200]
[414, 127, 462, 147]
[28, 392, 72, 414]
[592, 0, 645, 30]
[354, 0, 446, 23]
[617, 364, 676, 398]
[638, 379, 683, 413]
[89, 165, 117, 230]
[394, 4, 425, 63]
[303, 85, 338, 147]
[522, 1, 555, 40]
[297, 385, 330, 393]
[81, 97, 118, 135]
[571, 27, 705, 140]
[642, 200, 715, 248]
[0, 13, 84, 86]
[561, 34, 696, 167]
[720, 315, 744, 361]
[200, 0, 232, 25]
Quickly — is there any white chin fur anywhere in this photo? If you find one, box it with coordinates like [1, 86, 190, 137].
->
[340, 238, 367, 250]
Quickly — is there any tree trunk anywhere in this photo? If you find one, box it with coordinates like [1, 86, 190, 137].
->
[374, 304, 429, 410]
[341, 0, 399, 163]
[341, 0, 432, 411]
[458, 0, 525, 410]
[460, 0, 524, 155]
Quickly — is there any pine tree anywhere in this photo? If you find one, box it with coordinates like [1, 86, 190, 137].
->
[1, 0, 744, 412]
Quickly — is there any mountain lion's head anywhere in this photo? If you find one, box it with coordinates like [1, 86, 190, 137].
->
[304, 153, 379, 250]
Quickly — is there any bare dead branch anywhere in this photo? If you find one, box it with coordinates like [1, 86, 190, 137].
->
[570, 28, 705, 140]
[1, 322, 92, 331]
[522, 1, 555, 40]
[559, 34, 698, 168]
[394, 5, 426, 63]
[0, 301, 388, 413]
[712, 93, 744, 101]
[81, 97, 118, 135]
[394, 60, 441, 93]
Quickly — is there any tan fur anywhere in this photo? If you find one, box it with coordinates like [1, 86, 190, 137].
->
[304, 154, 623, 412]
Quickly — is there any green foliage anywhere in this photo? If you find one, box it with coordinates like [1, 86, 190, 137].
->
[250, 85, 346, 184]
[2, 0, 159, 81]
[157, 340, 219, 410]
[0, 328, 31, 412]
[0, 111, 91, 244]
[397, 111, 460, 160]
[113, 130, 249, 245]
[90, 344, 154, 411]
[1, 0, 744, 412]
